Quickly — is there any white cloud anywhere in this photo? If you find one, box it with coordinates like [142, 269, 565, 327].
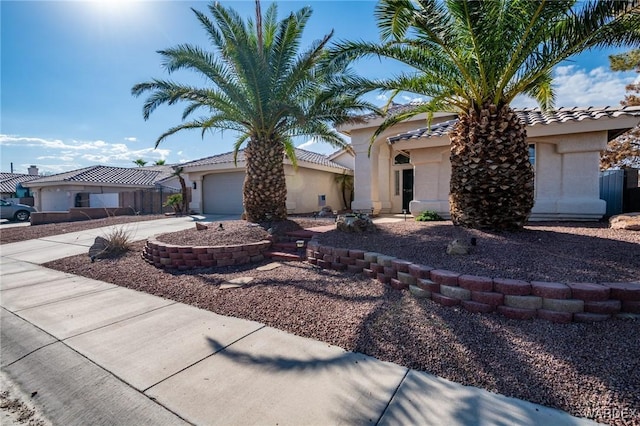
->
[0, 134, 172, 174]
[296, 138, 317, 150]
[296, 137, 347, 155]
[401, 95, 425, 104]
[514, 65, 634, 108]
[124, 137, 137, 142]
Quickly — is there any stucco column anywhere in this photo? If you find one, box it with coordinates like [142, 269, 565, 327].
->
[284, 166, 297, 213]
[33, 188, 42, 211]
[352, 143, 381, 213]
[189, 177, 203, 214]
[378, 145, 391, 212]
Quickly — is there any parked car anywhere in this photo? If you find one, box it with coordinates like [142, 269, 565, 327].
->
[0, 199, 37, 222]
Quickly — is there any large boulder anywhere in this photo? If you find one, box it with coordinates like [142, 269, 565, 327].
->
[88, 236, 109, 261]
[336, 214, 377, 233]
[610, 212, 640, 231]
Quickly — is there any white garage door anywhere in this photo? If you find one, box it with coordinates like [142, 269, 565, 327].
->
[203, 172, 245, 214]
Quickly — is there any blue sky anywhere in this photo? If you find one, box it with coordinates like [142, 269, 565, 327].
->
[1, 0, 637, 175]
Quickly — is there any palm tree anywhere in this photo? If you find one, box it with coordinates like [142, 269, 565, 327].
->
[172, 166, 189, 215]
[132, 1, 374, 222]
[330, 0, 640, 230]
[133, 159, 147, 167]
[154, 159, 167, 166]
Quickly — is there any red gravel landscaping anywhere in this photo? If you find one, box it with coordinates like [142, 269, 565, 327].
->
[40, 217, 640, 426]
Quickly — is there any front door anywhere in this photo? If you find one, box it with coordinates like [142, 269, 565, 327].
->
[402, 169, 413, 212]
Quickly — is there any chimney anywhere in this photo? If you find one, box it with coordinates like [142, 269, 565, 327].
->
[28, 165, 39, 176]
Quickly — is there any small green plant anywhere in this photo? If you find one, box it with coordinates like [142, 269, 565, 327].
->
[415, 210, 444, 222]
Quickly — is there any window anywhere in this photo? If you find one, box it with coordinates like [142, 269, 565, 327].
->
[394, 170, 400, 196]
[394, 153, 410, 165]
[528, 144, 535, 165]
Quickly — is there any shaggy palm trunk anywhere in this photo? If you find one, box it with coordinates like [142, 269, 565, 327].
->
[178, 176, 188, 214]
[449, 103, 534, 230]
[243, 139, 288, 222]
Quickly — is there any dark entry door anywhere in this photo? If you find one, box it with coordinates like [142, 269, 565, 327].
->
[402, 168, 413, 212]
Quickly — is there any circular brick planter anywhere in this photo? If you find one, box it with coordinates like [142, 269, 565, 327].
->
[305, 240, 640, 323]
[143, 236, 272, 270]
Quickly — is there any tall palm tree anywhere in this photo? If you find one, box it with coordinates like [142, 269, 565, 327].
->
[132, 1, 374, 222]
[330, 0, 640, 230]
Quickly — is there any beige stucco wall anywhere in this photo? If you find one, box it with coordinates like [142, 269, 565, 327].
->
[348, 114, 455, 214]
[345, 112, 614, 220]
[33, 184, 173, 213]
[187, 166, 347, 215]
[285, 166, 345, 213]
[529, 132, 607, 220]
[329, 150, 355, 169]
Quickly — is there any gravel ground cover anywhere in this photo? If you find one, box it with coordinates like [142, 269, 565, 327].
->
[42, 218, 640, 425]
[318, 220, 640, 283]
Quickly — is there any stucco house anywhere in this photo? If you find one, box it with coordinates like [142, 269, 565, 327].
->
[337, 105, 640, 221]
[0, 174, 39, 200]
[183, 148, 353, 215]
[23, 165, 185, 213]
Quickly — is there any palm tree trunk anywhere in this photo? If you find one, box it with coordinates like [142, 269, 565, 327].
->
[243, 139, 288, 222]
[179, 177, 188, 214]
[449, 103, 534, 230]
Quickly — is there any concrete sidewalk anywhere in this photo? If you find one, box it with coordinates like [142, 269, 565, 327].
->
[1, 217, 599, 425]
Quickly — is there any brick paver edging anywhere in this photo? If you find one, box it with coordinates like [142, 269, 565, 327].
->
[305, 240, 640, 323]
[143, 237, 271, 270]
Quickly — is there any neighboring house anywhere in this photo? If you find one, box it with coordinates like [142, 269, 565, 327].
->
[337, 105, 640, 221]
[0, 165, 41, 199]
[23, 165, 186, 213]
[0, 173, 39, 199]
[183, 148, 353, 215]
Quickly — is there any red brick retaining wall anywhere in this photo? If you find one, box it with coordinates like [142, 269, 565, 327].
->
[143, 237, 272, 270]
[305, 240, 640, 323]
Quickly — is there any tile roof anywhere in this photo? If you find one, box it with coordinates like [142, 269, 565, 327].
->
[181, 148, 351, 171]
[0, 173, 40, 194]
[23, 165, 174, 187]
[388, 106, 640, 144]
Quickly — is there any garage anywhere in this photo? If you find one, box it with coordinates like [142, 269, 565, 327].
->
[203, 172, 245, 214]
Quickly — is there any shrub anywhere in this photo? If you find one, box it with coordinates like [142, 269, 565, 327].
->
[415, 210, 444, 222]
[164, 193, 184, 214]
[102, 226, 133, 256]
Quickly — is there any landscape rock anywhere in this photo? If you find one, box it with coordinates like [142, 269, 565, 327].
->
[88, 236, 109, 260]
[220, 276, 254, 289]
[317, 206, 334, 217]
[256, 262, 282, 271]
[609, 212, 640, 231]
[336, 214, 377, 233]
[195, 222, 208, 231]
[446, 239, 470, 255]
